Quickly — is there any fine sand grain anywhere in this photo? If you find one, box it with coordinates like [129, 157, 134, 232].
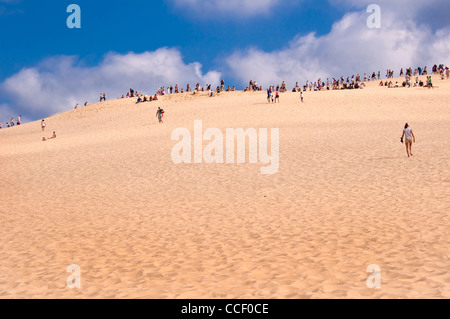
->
[0, 75, 449, 298]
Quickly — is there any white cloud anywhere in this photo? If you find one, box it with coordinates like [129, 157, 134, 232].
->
[167, 0, 281, 17]
[1, 48, 221, 118]
[2, 1, 449, 121]
[331, 0, 450, 30]
[332, 0, 442, 12]
[225, 5, 450, 88]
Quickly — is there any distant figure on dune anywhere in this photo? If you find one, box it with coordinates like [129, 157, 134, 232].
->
[401, 123, 416, 157]
[74, 104, 79, 109]
[156, 107, 164, 123]
[275, 90, 280, 103]
[427, 76, 433, 89]
[17, 115, 21, 126]
[41, 119, 46, 132]
[43, 131, 56, 141]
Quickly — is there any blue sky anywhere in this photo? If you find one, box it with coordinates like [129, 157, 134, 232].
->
[0, 0, 343, 80]
[1, 0, 449, 122]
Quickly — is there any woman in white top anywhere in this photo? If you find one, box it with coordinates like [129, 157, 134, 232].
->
[41, 119, 46, 132]
[401, 123, 416, 157]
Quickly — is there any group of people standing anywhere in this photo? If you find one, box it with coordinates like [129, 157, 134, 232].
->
[1, 115, 21, 129]
[265, 81, 292, 102]
[99, 93, 107, 102]
[245, 80, 263, 92]
[266, 87, 280, 103]
[266, 83, 305, 103]
[294, 64, 447, 93]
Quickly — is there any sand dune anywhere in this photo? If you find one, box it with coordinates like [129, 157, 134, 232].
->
[0, 75, 449, 298]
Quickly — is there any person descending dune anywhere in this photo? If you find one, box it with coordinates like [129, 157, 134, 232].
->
[156, 107, 165, 124]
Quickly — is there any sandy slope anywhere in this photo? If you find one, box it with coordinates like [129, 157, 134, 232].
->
[0, 75, 449, 298]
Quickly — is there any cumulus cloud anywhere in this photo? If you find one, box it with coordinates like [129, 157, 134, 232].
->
[2, 1, 449, 121]
[332, 0, 450, 31]
[332, 0, 445, 13]
[0, 48, 221, 119]
[166, 0, 281, 17]
[225, 2, 450, 88]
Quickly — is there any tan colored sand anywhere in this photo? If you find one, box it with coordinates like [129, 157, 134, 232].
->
[0, 75, 449, 299]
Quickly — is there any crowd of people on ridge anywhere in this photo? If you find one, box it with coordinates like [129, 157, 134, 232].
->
[1, 63, 448, 131]
[1, 115, 21, 130]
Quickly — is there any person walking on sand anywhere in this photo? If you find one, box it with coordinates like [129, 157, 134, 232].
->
[156, 107, 164, 123]
[401, 123, 416, 157]
[300, 91, 304, 103]
[41, 119, 46, 132]
[275, 90, 280, 103]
